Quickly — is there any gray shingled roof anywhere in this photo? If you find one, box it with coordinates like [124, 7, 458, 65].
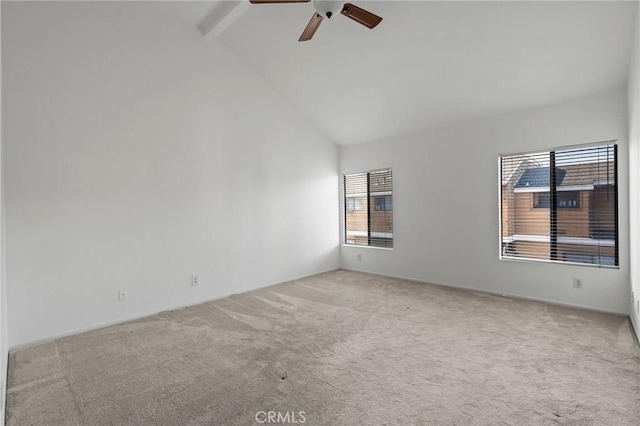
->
[514, 162, 615, 188]
[514, 167, 566, 188]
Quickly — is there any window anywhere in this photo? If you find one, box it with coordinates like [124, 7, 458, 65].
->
[346, 198, 364, 211]
[558, 191, 579, 208]
[374, 196, 392, 211]
[500, 143, 617, 267]
[533, 193, 551, 208]
[534, 191, 579, 208]
[343, 169, 393, 248]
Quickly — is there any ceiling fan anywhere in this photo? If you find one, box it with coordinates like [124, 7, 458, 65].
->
[249, 0, 383, 42]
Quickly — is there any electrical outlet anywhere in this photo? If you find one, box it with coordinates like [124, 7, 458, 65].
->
[191, 275, 200, 286]
[357, 254, 362, 261]
[573, 278, 583, 289]
[118, 289, 128, 301]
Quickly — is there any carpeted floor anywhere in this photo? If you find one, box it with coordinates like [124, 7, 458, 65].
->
[6, 270, 640, 425]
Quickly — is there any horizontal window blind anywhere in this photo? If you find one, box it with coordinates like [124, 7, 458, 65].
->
[344, 169, 393, 248]
[500, 143, 617, 267]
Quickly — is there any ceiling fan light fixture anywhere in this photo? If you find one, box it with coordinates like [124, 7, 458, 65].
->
[313, 0, 341, 18]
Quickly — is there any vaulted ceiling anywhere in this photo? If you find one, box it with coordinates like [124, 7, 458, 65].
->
[172, 1, 638, 145]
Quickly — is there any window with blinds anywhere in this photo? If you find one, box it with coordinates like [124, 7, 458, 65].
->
[343, 169, 393, 248]
[499, 143, 618, 267]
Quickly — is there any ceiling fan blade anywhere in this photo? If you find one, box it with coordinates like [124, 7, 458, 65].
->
[249, 0, 310, 3]
[340, 3, 382, 29]
[299, 13, 324, 42]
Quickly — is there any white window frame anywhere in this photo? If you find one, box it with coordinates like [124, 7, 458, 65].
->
[498, 141, 618, 268]
[342, 168, 393, 249]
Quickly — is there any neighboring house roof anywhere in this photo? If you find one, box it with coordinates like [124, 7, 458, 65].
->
[559, 162, 615, 186]
[514, 162, 615, 189]
[501, 157, 540, 186]
[515, 167, 566, 188]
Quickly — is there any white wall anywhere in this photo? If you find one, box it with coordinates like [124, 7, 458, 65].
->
[628, 5, 640, 341]
[341, 90, 630, 315]
[2, 2, 339, 347]
[0, 0, 7, 416]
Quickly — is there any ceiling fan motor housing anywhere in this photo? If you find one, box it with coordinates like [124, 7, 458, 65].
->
[313, 0, 341, 19]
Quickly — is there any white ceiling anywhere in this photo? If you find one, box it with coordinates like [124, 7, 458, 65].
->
[166, 1, 638, 146]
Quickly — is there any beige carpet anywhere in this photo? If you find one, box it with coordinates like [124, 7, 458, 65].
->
[7, 270, 640, 425]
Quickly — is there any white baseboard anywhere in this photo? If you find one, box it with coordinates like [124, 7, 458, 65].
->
[340, 267, 629, 317]
[9, 267, 340, 351]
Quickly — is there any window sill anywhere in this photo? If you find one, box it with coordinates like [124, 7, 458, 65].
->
[342, 244, 394, 251]
[499, 255, 619, 269]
